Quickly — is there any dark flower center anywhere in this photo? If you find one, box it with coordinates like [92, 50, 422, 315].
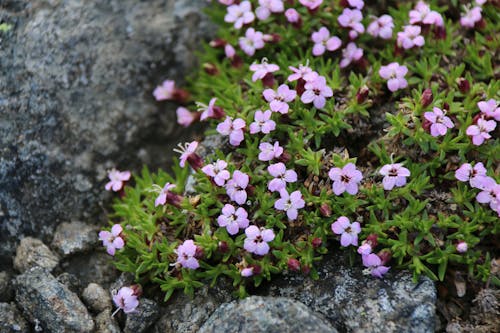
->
[388, 168, 398, 177]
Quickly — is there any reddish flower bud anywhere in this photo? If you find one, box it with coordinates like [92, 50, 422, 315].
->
[420, 88, 433, 107]
[277, 151, 291, 164]
[456, 77, 470, 94]
[287, 258, 301, 272]
[211, 106, 225, 120]
[203, 63, 219, 76]
[422, 118, 432, 132]
[295, 78, 306, 96]
[356, 86, 369, 104]
[172, 89, 190, 104]
[434, 26, 446, 40]
[187, 153, 204, 171]
[166, 192, 183, 208]
[319, 203, 332, 217]
[209, 38, 227, 48]
[301, 264, 311, 275]
[250, 264, 262, 275]
[377, 250, 392, 266]
[366, 234, 378, 248]
[194, 246, 204, 260]
[443, 102, 450, 111]
[263, 33, 281, 43]
[312, 237, 322, 249]
[130, 284, 143, 297]
[231, 55, 244, 68]
[262, 73, 275, 88]
[218, 241, 229, 254]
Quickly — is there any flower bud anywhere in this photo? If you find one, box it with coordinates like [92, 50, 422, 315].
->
[366, 234, 378, 248]
[319, 203, 332, 217]
[456, 241, 468, 253]
[194, 246, 204, 259]
[172, 89, 190, 104]
[356, 85, 369, 104]
[130, 284, 143, 297]
[209, 38, 227, 48]
[312, 237, 322, 249]
[187, 153, 204, 171]
[203, 63, 219, 76]
[420, 88, 433, 107]
[456, 77, 470, 94]
[262, 72, 275, 88]
[218, 241, 229, 254]
[301, 264, 311, 275]
[377, 250, 392, 266]
[250, 264, 262, 275]
[287, 258, 301, 271]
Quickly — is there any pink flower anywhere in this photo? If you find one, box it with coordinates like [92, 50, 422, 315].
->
[175, 240, 200, 269]
[346, 0, 364, 9]
[176, 107, 199, 127]
[379, 163, 411, 190]
[311, 27, 342, 56]
[105, 169, 131, 192]
[328, 163, 363, 195]
[200, 98, 223, 121]
[249, 110, 276, 134]
[274, 190, 305, 220]
[217, 204, 249, 235]
[362, 254, 390, 278]
[338, 8, 365, 38]
[225, 44, 236, 58]
[239, 28, 265, 56]
[299, 0, 323, 10]
[397, 25, 425, 49]
[99, 224, 125, 256]
[219, 0, 235, 4]
[217, 117, 246, 146]
[113, 287, 139, 314]
[224, 1, 255, 29]
[478, 99, 500, 121]
[249, 61, 280, 82]
[288, 64, 318, 82]
[367, 15, 394, 39]
[263, 84, 297, 114]
[357, 242, 372, 255]
[155, 182, 179, 207]
[258, 141, 283, 161]
[301, 75, 333, 109]
[202, 160, 231, 186]
[455, 162, 487, 188]
[226, 170, 249, 205]
[466, 117, 496, 146]
[153, 80, 175, 101]
[460, 7, 482, 28]
[340, 42, 363, 68]
[244, 225, 275, 255]
[331, 216, 361, 247]
[256, 0, 284, 20]
[409, 1, 443, 26]
[267, 163, 298, 192]
[241, 267, 255, 277]
[379, 62, 408, 92]
[424, 107, 454, 137]
[475, 176, 500, 211]
[285, 8, 301, 23]
[456, 241, 468, 253]
[175, 141, 203, 170]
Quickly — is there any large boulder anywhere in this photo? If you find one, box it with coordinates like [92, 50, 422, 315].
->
[0, 0, 212, 265]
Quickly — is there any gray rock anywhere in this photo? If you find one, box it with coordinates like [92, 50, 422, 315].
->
[61, 252, 119, 288]
[57, 272, 82, 295]
[199, 296, 338, 333]
[82, 283, 112, 313]
[15, 267, 95, 332]
[0, 0, 212, 264]
[95, 309, 122, 333]
[13, 237, 59, 273]
[0, 302, 30, 333]
[52, 221, 98, 257]
[123, 297, 160, 333]
[265, 252, 437, 333]
[0, 271, 14, 302]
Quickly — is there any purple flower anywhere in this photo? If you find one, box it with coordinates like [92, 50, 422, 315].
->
[456, 241, 468, 253]
[379, 62, 408, 92]
[267, 162, 298, 192]
[199, 98, 222, 121]
[301, 75, 333, 109]
[274, 190, 305, 220]
[478, 99, 500, 121]
[379, 163, 411, 190]
[285, 8, 301, 24]
[299, 0, 323, 10]
[362, 254, 390, 278]
[409, 1, 443, 26]
[99, 224, 125, 256]
[155, 182, 178, 207]
[475, 176, 500, 211]
[397, 25, 425, 49]
[224, 1, 255, 29]
[226, 170, 249, 205]
[256, 0, 284, 21]
[288, 64, 318, 82]
[311, 27, 342, 56]
[175, 240, 200, 269]
[177, 107, 199, 127]
[357, 242, 372, 255]
[367, 15, 394, 39]
[455, 162, 487, 188]
[424, 107, 454, 137]
[328, 163, 363, 195]
[239, 28, 265, 56]
[340, 42, 363, 68]
[175, 141, 200, 168]
[338, 8, 364, 38]
[258, 141, 283, 161]
[466, 117, 496, 146]
[249, 110, 276, 134]
[244, 225, 275, 255]
[331, 216, 361, 247]
[346, 0, 364, 9]
[202, 160, 231, 186]
[249, 61, 280, 82]
[216, 117, 246, 146]
[263, 84, 297, 114]
[217, 204, 249, 235]
[153, 80, 175, 101]
[241, 267, 255, 277]
[113, 287, 139, 314]
[460, 7, 482, 28]
[105, 169, 131, 192]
